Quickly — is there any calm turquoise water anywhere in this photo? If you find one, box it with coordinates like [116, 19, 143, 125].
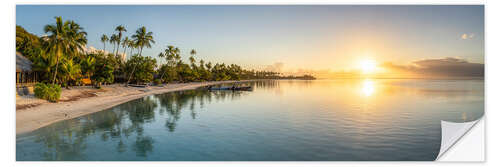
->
[16, 79, 484, 161]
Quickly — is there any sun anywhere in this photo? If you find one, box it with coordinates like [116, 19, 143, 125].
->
[359, 59, 377, 74]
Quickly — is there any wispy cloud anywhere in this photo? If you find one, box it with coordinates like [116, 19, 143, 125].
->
[289, 57, 484, 79]
[381, 57, 483, 77]
[461, 33, 475, 40]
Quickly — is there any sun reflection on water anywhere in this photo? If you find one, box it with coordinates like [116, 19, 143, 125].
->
[361, 79, 376, 97]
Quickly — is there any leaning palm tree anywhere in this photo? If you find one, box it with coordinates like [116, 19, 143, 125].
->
[126, 26, 155, 86]
[127, 40, 136, 59]
[100, 34, 109, 53]
[121, 36, 130, 58]
[115, 25, 127, 56]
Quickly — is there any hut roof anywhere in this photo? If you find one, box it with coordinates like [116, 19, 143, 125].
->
[16, 52, 32, 72]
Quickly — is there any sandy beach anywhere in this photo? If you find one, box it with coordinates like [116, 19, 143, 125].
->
[16, 80, 252, 134]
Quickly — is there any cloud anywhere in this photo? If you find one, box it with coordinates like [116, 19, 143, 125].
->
[381, 57, 484, 78]
[264, 58, 483, 79]
[461, 33, 475, 40]
[461, 33, 468, 39]
[264, 62, 284, 72]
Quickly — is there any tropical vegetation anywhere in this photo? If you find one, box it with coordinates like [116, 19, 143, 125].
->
[34, 83, 61, 102]
[16, 16, 314, 101]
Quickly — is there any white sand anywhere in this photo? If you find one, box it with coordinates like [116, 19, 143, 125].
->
[16, 81, 251, 134]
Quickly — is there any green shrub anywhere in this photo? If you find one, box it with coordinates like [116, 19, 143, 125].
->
[153, 79, 162, 85]
[34, 83, 61, 102]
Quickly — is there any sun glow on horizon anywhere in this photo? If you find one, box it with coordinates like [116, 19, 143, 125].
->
[359, 59, 378, 74]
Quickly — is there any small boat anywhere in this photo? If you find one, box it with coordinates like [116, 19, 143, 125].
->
[208, 86, 252, 91]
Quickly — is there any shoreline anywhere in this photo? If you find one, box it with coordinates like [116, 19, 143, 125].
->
[16, 80, 255, 135]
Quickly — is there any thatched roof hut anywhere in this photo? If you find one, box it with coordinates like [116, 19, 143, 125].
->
[16, 52, 38, 90]
[16, 52, 32, 72]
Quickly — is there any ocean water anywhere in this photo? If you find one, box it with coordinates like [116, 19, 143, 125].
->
[16, 79, 484, 161]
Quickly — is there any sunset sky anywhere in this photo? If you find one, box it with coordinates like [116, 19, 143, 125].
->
[16, 5, 484, 78]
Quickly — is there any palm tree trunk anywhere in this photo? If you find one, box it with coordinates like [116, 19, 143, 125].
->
[103, 43, 106, 53]
[123, 47, 128, 60]
[139, 47, 143, 57]
[125, 47, 143, 86]
[52, 49, 61, 85]
[160, 67, 167, 83]
[66, 75, 70, 89]
[116, 41, 120, 56]
[126, 64, 136, 86]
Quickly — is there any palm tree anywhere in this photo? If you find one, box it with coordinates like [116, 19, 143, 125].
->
[174, 47, 181, 62]
[66, 20, 87, 60]
[159, 45, 180, 81]
[189, 56, 196, 67]
[121, 36, 130, 59]
[189, 49, 197, 67]
[199, 59, 205, 68]
[60, 58, 81, 88]
[199, 59, 209, 81]
[206, 62, 212, 70]
[157, 52, 165, 65]
[31, 49, 54, 82]
[126, 26, 155, 85]
[110, 34, 119, 55]
[131, 26, 155, 57]
[43, 16, 86, 84]
[81, 56, 96, 79]
[114, 25, 127, 56]
[165, 46, 180, 62]
[157, 52, 166, 82]
[100, 34, 109, 53]
[188, 49, 198, 79]
[190, 49, 197, 57]
[127, 40, 135, 58]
